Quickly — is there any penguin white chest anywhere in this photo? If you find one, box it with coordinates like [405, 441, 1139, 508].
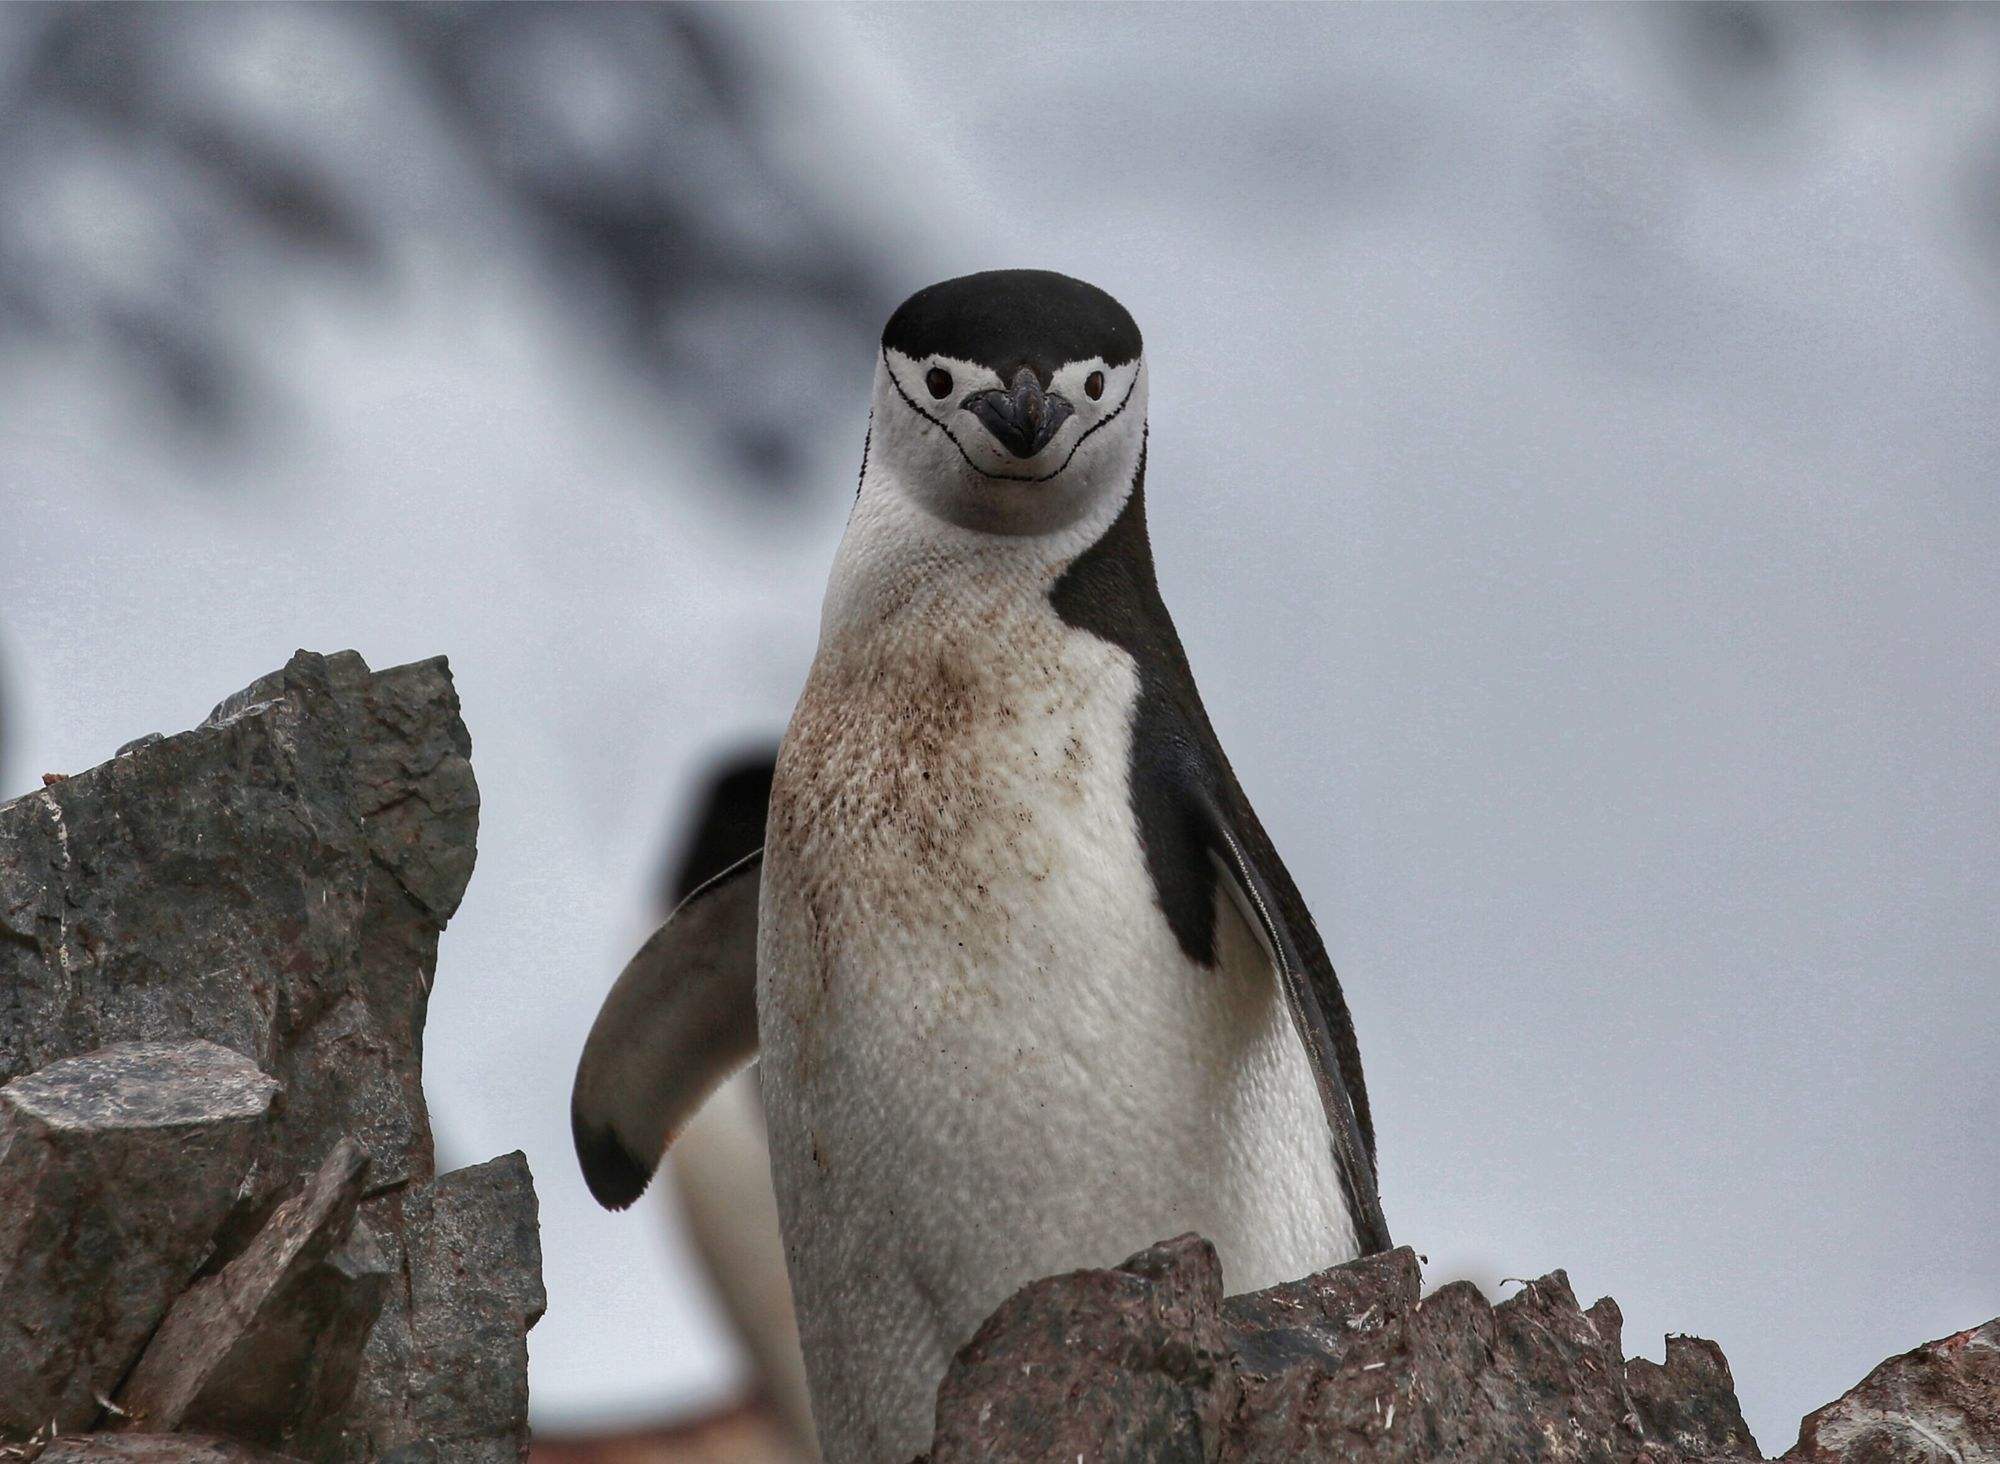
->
[758, 584, 1351, 1463]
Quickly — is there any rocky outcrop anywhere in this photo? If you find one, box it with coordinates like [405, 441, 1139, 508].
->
[0, 651, 542, 1461]
[1785, 1318, 2000, 1464]
[0, 1041, 278, 1435]
[924, 1235, 1999, 1464]
[332, 1151, 545, 1463]
[114, 1138, 382, 1442]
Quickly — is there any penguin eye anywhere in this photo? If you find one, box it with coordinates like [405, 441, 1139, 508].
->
[925, 367, 953, 400]
[1085, 370, 1105, 401]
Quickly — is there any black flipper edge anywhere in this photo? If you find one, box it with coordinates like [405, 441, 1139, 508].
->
[1195, 792, 1392, 1254]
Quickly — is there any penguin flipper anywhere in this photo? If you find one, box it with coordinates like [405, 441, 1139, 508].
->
[1195, 794, 1392, 1253]
[572, 850, 762, 1210]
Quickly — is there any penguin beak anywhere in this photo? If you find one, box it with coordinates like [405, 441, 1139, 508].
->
[963, 368, 1075, 459]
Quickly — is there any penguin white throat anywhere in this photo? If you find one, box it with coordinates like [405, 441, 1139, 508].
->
[820, 419, 1147, 663]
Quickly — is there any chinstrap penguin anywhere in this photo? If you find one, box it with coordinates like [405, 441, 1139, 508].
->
[574, 268, 1389, 1463]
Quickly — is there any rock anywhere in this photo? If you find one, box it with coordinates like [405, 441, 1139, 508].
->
[4, 649, 1994, 1463]
[410, 1153, 546, 1456]
[1780, 1318, 2000, 1463]
[1627, 1331, 1762, 1460]
[1220, 1253, 1741, 1462]
[314, 1153, 546, 1463]
[0, 1042, 277, 1435]
[0, 649, 478, 1204]
[931, 1235, 1238, 1464]
[203, 652, 478, 1195]
[0, 652, 537, 1460]
[115, 1139, 385, 1442]
[928, 1237, 2000, 1463]
[928, 1245, 1773, 1463]
[36, 1435, 303, 1462]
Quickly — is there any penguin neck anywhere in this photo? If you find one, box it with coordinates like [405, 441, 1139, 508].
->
[815, 455, 1144, 664]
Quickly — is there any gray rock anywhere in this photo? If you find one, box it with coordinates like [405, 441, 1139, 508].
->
[7, 649, 1994, 1463]
[36, 1435, 303, 1463]
[0, 652, 537, 1460]
[1780, 1317, 2000, 1463]
[0, 1042, 277, 1435]
[203, 652, 478, 1198]
[115, 1138, 385, 1442]
[313, 1153, 545, 1463]
[0, 649, 478, 1203]
[1626, 1326, 1763, 1461]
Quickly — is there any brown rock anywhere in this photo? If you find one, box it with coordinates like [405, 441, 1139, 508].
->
[1781, 1318, 2000, 1463]
[402, 1151, 547, 1459]
[0, 1041, 277, 1435]
[925, 1244, 1776, 1463]
[1627, 1333, 1762, 1460]
[115, 1138, 386, 1442]
[310, 1151, 545, 1463]
[931, 1234, 1239, 1464]
[1220, 1243, 1429, 1459]
[36, 1435, 303, 1462]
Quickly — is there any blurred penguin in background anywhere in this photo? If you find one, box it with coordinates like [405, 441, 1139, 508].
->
[655, 749, 815, 1460]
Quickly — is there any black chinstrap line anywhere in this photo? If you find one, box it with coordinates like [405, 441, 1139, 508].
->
[856, 412, 872, 499]
[879, 344, 1139, 484]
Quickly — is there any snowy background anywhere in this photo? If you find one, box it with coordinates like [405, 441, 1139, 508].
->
[3, 2, 1996, 1447]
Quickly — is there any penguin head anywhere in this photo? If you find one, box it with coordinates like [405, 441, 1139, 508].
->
[868, 270, 1146, 536]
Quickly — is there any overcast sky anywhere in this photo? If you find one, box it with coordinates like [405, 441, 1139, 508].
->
[2, 3, 1996, 1448]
